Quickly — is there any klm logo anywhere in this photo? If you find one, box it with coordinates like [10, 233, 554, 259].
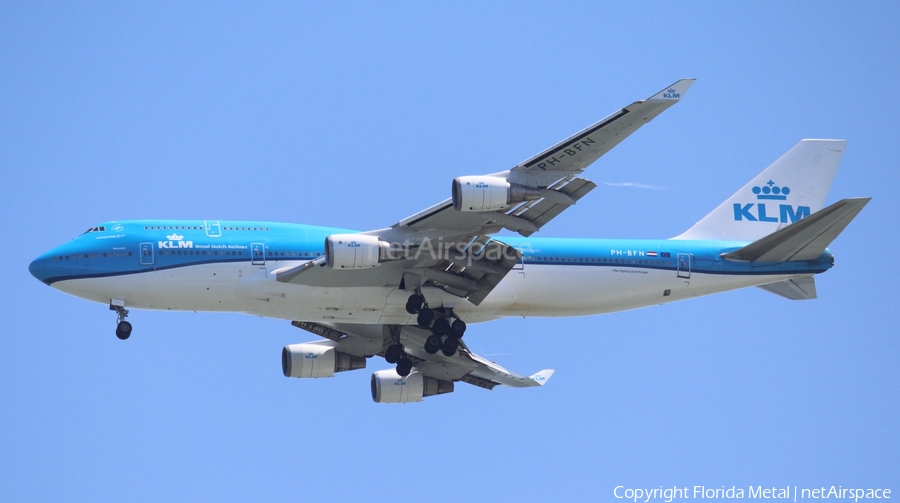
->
[734, 180, 810, 223]
[158, 233, 193, 249]
[662, 88, 680, 99]
[475, 181, 489, 188]
[336, 239, 360, 248]
[304, 352, 318, 359]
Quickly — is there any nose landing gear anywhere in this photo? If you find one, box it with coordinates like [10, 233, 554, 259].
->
[110, 303, 132, 340]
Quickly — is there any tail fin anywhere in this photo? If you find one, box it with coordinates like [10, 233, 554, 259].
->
[675, 139, 847, 241]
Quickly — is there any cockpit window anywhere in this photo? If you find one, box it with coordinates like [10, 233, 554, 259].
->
[82, 226, 107, 235]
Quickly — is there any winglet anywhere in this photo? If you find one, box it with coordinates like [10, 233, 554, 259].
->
[529, 369, 555, 386]
[648, 78, 696, 102]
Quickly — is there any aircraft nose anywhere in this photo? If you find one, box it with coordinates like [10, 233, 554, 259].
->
[29, 253, 50, 284]
[29, 249, 59, 285]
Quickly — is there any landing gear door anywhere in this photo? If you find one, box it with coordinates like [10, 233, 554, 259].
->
[140, 242, 154, 266]
[251, 243, 265, 265]
[677, 253, 691, 279]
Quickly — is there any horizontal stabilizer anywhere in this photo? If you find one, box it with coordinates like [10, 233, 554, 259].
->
[758, 277, 817, 300]
[722, 198, 870, 263]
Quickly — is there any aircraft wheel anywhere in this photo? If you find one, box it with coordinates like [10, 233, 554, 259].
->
[416, 308, 434, 327]
[424, 335, 442, 354]
[405, 294, 425, 314]
[396, 358, 413, 377]
[441, 337, 459, 357]
[450, 319, 466, 338]
[431, 317, 450, 336]
[115, 321, 132, 340]
[384, 344, 404, 364]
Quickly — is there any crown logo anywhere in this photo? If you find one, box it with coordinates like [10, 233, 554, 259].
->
[752, 180, 790, 201]
[166, 234, 184, 241]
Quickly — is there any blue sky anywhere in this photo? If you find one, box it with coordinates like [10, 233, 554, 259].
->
[2, 2, 898, 501]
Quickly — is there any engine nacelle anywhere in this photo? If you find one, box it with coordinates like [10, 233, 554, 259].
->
[370, 369, 454, 403]
[325, 234, 393, 269]
[282, 342, 366, 378]
[451, 176, 540, 212]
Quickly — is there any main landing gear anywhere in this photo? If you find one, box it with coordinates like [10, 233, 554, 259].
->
[384, 293, 474, 377]
[110, 303, 132, 340]
[382, 294, 469, 377]
[383, 342, 413, 377]
[406, 293, 466, 357]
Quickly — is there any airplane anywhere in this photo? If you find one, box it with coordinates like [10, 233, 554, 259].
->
[28, 79, 870, 403]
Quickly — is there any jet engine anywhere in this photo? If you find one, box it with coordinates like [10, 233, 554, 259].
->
[370, 369, 454, 403]
[282, 342, 366, 378]
[324, 234, 396, 269]
[451, 176, 540, 212]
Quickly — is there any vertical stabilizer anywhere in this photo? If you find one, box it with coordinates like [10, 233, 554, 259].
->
[674, 139, 846, 241]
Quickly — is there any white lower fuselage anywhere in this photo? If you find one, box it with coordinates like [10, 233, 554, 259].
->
[50, 260, 803, 325]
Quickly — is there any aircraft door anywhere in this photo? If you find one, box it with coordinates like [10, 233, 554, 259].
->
[512, 247, 525, 274]
[251, 243, 265, 265]
[204, 220, 222, 237]
[677, 253, 691, 279]
[140, 242, 154, 265]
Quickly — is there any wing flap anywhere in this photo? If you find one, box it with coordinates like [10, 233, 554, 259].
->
[510, 176, 597, 236]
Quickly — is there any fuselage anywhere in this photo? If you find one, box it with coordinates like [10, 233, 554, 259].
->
[29, 219, 833, 325]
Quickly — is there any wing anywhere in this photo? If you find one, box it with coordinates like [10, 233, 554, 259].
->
[278, 80, 694, 305]
[513, 79, 696, 175]
[305, 321, 555, 391]
[395, 78, 695, 237]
